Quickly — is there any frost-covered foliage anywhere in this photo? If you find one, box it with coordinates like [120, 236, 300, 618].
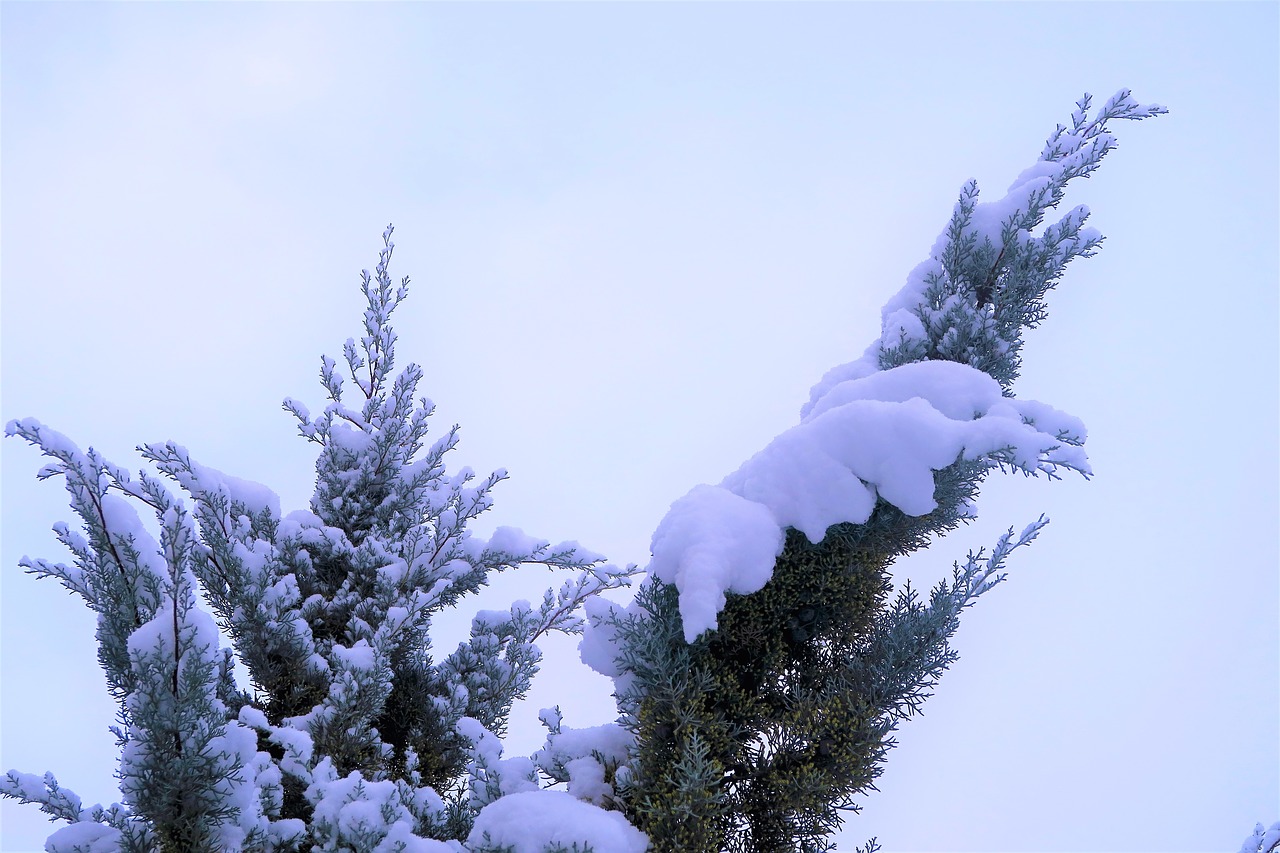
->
[575, 90, 1166, 853]
[1241, 822, 1280, 853]
[4, 228, 638, 853]
[6, 91, 1169, 853]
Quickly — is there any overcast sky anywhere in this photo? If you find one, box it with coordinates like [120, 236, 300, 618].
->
[2, 3, 1276, 852]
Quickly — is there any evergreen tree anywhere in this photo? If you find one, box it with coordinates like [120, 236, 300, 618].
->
[4, 90, 1194, 853]
[593, 89, 1165, 853]
[3, 230, 638, 853]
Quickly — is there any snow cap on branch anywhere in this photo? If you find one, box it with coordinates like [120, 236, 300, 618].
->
[467, 790, 648, 853]
[631, 89, 1164, 645]
[652, 358, 1087, 641]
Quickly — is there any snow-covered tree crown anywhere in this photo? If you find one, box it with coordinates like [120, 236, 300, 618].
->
[4, 226, 638, 852]
[575, 89, 1170, 853]
[868, 89, 1168, 389]
[0, 92, 1217, 853]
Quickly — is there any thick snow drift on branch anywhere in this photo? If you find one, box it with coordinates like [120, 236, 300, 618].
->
[651, 359, 1087, 641]
[155, 444, 283, 518]
[467, 790, 648, 853]
[534, 718, 633, 806]
[648, 485, 785, 643]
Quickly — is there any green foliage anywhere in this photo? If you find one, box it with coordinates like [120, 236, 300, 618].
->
[3, 91, 1167, 853]
[881, 91, 1167, 388]
[617, 467, 980, 853]
[608, 91, 1166, 852]
[4, 227, 637, 852]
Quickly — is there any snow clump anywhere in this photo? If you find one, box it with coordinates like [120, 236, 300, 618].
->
[466, 790, 648, 853]
[647, 358, 1088, 642]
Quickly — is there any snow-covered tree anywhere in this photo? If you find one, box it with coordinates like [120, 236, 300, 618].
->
[3, 232, 637, 853]
[1241, 822, 1280, 853]
[4, 90, 1179, 853]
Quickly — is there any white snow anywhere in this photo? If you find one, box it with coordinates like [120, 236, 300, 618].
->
[97, 494, 168, 587]
[485, 526, 546, 558]
[470, 608, 517, 633]
[648, 484, 785, 642]
[4, 771, 49, 802]
[647, 358, 1089, 642]
[268, 820, 308, 848]
[267, 722, 315, 780]
[126, 598, 223, 674]
[535, 721, 633, 806]
[456, 718, 503, 765]
[150, 442, 283, 519]
[209, 719, 277, 849]
[800, 346, 882, 419]
[5, 418, 84, 461]
[882, 307, 929, 350]
[44, 821, 122, 853]
[804, 359, 999, 422]
[578, 596, 633, 686]
[550, 540, 606, 564]
[1007, 158, 1064, 196]
[563, 758, 610, 805]
[330, 639, 377, 672]
[326, 422, 376, 456]
[456, 717, 540, 805]
[721, 417, 877, 542]
[540, 722, 632, 767]
[1239, 821, 1280, 853]
[306, 761, 451, 852]
[466, 790, 648, 853]
[969, 173, 1052, 244]
[277, 509, 325, 539]
[372, 823, 457, 853]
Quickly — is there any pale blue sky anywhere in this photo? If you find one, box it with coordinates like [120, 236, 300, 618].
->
[2, 3, 1276, 851]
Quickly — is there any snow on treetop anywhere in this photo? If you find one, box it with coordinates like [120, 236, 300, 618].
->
[578, 595, 635, 687]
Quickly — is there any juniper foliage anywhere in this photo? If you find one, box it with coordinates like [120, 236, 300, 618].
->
[4, 230, 637, 852]
[3, 91, 1178, 853]
[604, 90, 1167, 853]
